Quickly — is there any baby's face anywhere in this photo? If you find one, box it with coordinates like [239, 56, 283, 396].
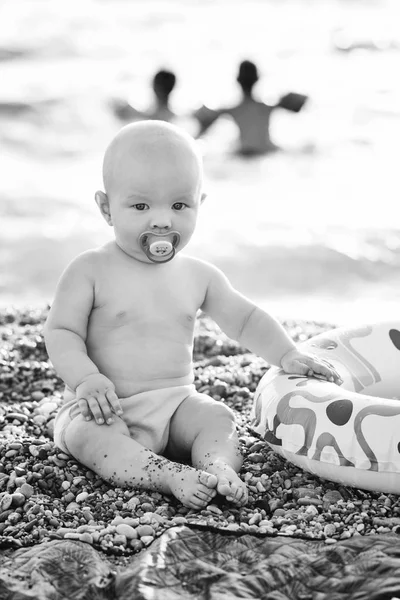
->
[105, 143, 203, 263]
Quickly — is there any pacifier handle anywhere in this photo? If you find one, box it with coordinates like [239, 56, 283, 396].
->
[149, 240, 173, 256]
[146, 246, 176, 263]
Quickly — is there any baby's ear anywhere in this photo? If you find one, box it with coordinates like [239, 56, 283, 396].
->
[95, 191, 112, 226]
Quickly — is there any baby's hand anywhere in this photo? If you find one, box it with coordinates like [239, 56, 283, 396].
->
[75, 374, 123, 425]
[280, 348, 343, 385]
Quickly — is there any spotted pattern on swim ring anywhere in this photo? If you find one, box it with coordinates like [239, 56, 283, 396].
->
[251, 322, 400, 494]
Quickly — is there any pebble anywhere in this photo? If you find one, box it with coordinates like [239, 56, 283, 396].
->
[249, 442, 264, 453]
[64, 532, 81, 540]
[141, 535, 154, 546]
[298, 498, 322, 507]
[248, 453, 264, 463]
[9, 443, 23, 451]
[142, 512, 164, 524]
[123, 517, 140, 528]
[305, 505, 319, 517]
[115, 524, 138, 539]
[63, 492, 75, 504]
[323, 523, 336, 537]
[76, 492, 89, 503]
[57, 453, 70, 461]
[294, 487, 322, 500]
[113, 534, 127, 546]
[248, 513, 262, 525]
[136, 525, 155, 537]
[20, 483, 34, 498]
[0, 493, 13, 511]
[130, 539, 143, 551]
[126, 497, 140, 510]
[269, 499, 283, 512]
[79, 532, 93, 544]
[225, 523, 240, 531]
[5, 450, 19, 459]
[11, 492, 26, 507]
[207, 505, 222, 515]
[323, 490, 343, 508]
[7, 413, 28, 423]
[171, 516, 187, 526]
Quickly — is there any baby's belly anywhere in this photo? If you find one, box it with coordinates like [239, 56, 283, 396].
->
[87, 336, 194, 398]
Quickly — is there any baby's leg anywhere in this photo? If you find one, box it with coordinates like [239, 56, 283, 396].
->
[168, 393, 248, 505]
[63, 415, 217, 509]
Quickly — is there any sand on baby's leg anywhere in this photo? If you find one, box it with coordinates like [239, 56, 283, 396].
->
[168, 393, 248, 505]
[63, 415, 217, 509]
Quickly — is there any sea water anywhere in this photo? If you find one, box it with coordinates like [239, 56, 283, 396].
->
[1, 0, 400, 325]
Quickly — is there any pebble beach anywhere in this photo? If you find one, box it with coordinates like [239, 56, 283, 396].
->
[1, 308, 400, 568]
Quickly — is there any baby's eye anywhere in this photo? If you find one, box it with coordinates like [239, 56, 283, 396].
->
[172, 202, 186, 211]
[132, 203, 148, 211]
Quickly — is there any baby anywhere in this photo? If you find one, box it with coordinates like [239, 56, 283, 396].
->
[44, 121, 340, 510]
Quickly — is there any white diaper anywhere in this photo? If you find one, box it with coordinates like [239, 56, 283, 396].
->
[53, 383, 196, 455]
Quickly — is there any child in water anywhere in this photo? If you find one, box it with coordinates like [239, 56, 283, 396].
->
[195, 60, 307, 155]
[45, 121, 340, 510]
[113, 70, 177, 123]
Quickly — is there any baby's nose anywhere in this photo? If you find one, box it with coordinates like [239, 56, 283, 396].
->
[150, 211, 172, 229]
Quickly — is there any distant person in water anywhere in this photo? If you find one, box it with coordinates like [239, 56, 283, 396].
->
[194, 60, 308, 156]
[113, 70, 177, 123]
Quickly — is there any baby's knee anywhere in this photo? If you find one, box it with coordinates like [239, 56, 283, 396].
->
[208, 401, 236, 424]
[64, 415, 128, 456]
[63, 415, 93, 455]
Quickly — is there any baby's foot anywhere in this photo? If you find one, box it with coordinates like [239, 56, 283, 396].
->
[166, 466, 218, 509]
[206, 459, 248, 506]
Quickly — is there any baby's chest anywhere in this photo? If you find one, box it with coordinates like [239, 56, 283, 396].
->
[94, 274, 201, 330]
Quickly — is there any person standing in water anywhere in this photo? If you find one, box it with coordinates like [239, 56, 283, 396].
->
[113, 70, 177, 123]
[194, 60, 307, 155]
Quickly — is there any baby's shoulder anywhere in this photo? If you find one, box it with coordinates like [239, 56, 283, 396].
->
[65, 245, 110, 277]
[180, 254, 214, 274]
[179, 255, 223, 283]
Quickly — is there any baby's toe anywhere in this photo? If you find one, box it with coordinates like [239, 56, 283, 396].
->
[188, 495, 209, 510]
[225, 481, 238, 500]
[226, 491, 242, 505]
[199, 471, 218, 490]
[195, 490, 214, 503]
[235, 485, 248, 506]
[217, 478, 232, 497]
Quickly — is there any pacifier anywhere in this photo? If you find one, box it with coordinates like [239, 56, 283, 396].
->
[138, 231, 181, 263]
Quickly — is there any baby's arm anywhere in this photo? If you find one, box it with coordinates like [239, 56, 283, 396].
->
[200, 262, 341, 382]
[44, 253, 122, 424]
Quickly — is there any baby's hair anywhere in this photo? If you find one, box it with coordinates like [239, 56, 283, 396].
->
[237, 60, 259, 93]
[152, 70, 177, 97]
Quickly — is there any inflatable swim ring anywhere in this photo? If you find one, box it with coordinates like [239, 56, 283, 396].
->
[251, 322, 400, 494]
